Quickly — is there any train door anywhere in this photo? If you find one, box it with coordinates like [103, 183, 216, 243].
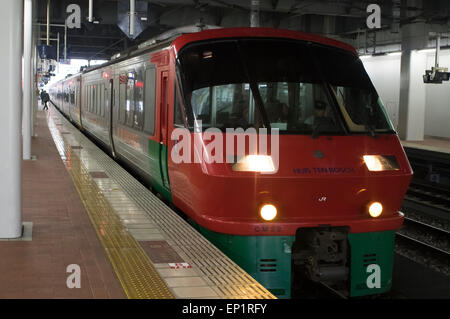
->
[159, 70, 170, 189]
[108, 78, 116, 157]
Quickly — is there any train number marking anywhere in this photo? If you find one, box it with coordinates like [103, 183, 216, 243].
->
[366, 264, 381, 289]
[254, 225, 282, 233]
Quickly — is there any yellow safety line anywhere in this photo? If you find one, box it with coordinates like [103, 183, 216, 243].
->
[47, 112, 174, 299]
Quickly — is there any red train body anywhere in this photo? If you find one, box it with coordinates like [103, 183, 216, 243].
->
[50, 27, 413, 298]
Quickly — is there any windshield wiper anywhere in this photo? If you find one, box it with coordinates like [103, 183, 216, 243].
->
[365, 122, 377, 138]
[235, 40, 271, 130]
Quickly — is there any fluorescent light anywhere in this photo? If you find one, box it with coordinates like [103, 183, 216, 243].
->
[417, 48, 436, 54]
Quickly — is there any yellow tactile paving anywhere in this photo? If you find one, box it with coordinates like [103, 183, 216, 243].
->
[47, 112, 174, 299]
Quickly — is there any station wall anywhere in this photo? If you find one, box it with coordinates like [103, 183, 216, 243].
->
[362, 49, 450, 140]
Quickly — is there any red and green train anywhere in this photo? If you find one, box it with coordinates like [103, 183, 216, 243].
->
[49, 26, 413, 298]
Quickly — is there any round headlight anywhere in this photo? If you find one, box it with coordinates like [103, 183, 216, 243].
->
[368, 202, 383, 218]
[260, 204, 277, 221]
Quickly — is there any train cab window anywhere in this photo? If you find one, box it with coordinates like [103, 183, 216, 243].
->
[143, 67, 156, 135]
[310, 45, 393, 133]
[119, 74, 127, 124]
[134, 69, 144, 130]
[177, 38, 394, 136]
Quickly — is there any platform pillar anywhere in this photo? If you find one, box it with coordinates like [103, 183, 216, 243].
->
[23, 0, 32, 159]
[0, 0, 23, 238]
[397, 1, 428, 141]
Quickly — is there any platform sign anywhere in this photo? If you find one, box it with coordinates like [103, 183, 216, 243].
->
[117, 0, 148, 39]
[37, 45, 57, 60]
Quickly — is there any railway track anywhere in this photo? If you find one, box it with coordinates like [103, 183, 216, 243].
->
[405, 181, 450, 211]
[396, 216, 450, 267]
[403, 180, 450, 221]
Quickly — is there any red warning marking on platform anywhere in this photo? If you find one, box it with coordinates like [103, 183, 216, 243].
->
[169, 263, 192, 269]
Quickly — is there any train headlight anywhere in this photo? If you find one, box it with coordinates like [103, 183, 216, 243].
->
[232, 155, 275, 173]
[368, 202, 383, 218]
[260, 204, 277, 221]
[363, 155, 399, 171]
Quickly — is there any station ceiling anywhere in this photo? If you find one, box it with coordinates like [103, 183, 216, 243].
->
[36, 0, 450, 60]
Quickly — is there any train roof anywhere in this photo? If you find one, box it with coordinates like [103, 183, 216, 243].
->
[55, 25, 357, 83]
[171, 27, 357, 56]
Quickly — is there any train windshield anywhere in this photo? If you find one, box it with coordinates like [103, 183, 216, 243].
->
[176, 38, 394, 135]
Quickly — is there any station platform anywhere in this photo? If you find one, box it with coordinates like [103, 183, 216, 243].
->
[0, 105, 274, 299]
[402, 136, 450, 154]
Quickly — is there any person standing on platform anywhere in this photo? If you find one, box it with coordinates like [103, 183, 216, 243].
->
[41, 90, 50, 111]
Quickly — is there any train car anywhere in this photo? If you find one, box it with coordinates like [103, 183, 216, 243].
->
[49, 26, 413, 298]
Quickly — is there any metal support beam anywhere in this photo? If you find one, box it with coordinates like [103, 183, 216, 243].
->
[250, 0, 260, 27]
[46, 0, 50, 45]
[57, 32, 60, 62]
[0, 0, 23, 238]
[130, 0, 135, 36]
[64, 22, 67, 60]
[435, 35, 441, 68]
[89, 0, 93, 22]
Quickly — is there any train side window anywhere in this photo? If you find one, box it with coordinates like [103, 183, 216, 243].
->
[88, 85, 91, 113]
[92, 85, 96, 114]
[87, 86, 90, 112]
[143, 67, 156, 135]
[93, 85, 97, 114]
[70, 89, 75, 105]
[125, 72, 135, 127]
[100, 84, 105, 117]
[97, 84, 101, 115]
[119, 74, 127, 124]
[89, 85, 93, 113]
[134, 69, 144, 130]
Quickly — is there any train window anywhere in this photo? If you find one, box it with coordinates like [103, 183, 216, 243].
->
[177, 39, 342, 134]
[96, 84, 101, 115]
[125, 72, 135, 127]
[119, 74, 127, 124]
[177, 39, 395, 135]
[143, 67, 156, 135]
[89, 85, 92, 113]
[93, 85, 97, 114]
[134, 69, 144, 130]
[174, 85, 185, 127]
[100, 84, 105, 117]
[86, 86, 90, 112]
[70, 89, 75, 105]
[87, 85, 91, 113]
[310, 46, 393, 132]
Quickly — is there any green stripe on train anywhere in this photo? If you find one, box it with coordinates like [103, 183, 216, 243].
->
[148, 138, 172, 202]
[348, 230, 395, 297]
[195, 224, 294, 299]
